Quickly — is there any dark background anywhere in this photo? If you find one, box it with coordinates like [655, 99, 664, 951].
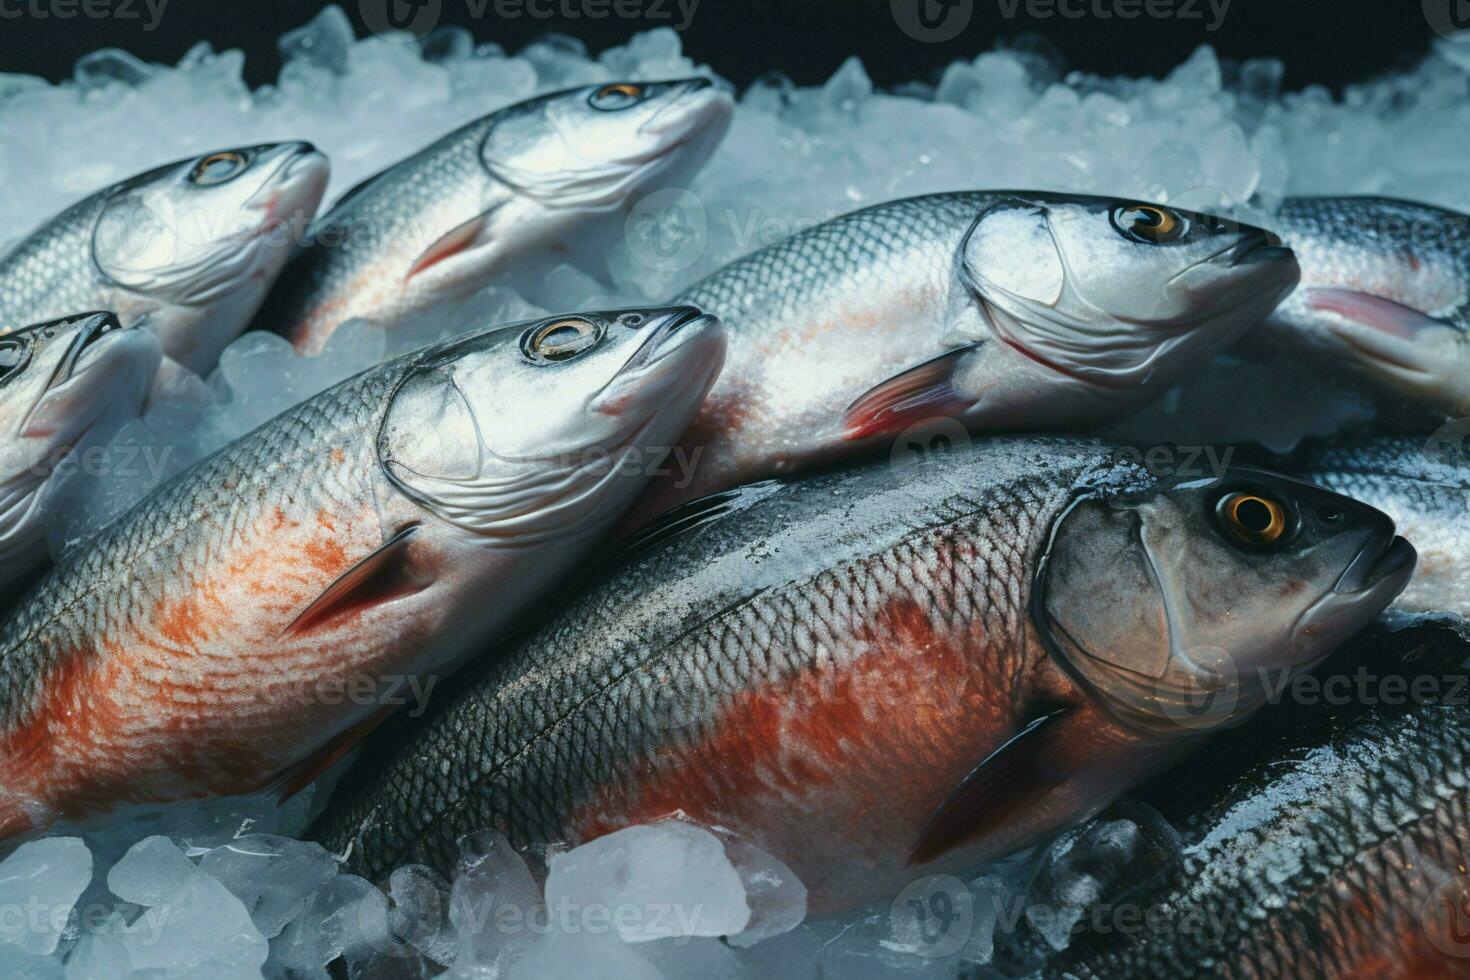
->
[0, 0, 1442, 92]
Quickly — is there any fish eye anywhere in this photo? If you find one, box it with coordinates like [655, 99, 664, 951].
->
[620, 313, 645, 326]
[521, 318, 605, 364]
[1216, 491, 1291, 548]
[0, 337, 30, 386]
[590, 82, 646, 110]
[190, 150, 251, 186]
[1110, 205, 1187, 244]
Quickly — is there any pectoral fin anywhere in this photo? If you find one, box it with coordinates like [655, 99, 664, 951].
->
[1308, 288, 1445, 344]
[841, 347, 977, 442]
[281, 525, 423, 637]
[406, 211, 496, 283]
[273, 706, 395, 802]
[908, 706, 1070, 866]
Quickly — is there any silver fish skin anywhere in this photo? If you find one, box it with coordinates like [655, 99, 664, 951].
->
[263, 79, 733, 355]
[311, 437, 1409, 912]
[619, 192, 1300, 529]
[1293, 436, 1470, 622]
[0, 305, 724, 839]
[0, 143, 329, 375]
[1047, 633, 1470, 980]
[1262, 196, 1470, 416]
[0, 313, 161, 591]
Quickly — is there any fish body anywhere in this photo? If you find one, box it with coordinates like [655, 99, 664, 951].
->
[0, 313, 161, 592]
[265, 80, 733, 354]
[1293, 436, 1470, 622]
[1262, 196, 1470, 416]
[0, 143, 329, 375]
[0, 305, 724, 838]
[1048, 627, 1470, 979]
[313, 438, 1410, 911]
[621, 192, 1299, 528]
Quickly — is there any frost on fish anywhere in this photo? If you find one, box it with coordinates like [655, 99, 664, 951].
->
[0, 6, 1466, 978]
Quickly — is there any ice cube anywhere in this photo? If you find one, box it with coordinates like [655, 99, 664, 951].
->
[544, 822, 750, 944]
[74, 49, 156, 90]
[720, 837, 806, 948]
[387, 865, 455, 965]
[445, 832, 542, 978]
[279, 5, 355, 75]
[0, 837, 92, 957]
[106, 836, 197, 907]
[268, 872, 379, 979]
[120, 873, 268, 975]
[197, 835, 340, 939]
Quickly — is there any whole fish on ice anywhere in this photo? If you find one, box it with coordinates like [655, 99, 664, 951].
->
[0, 142, 329, 375]
[0, 313, 160, 593]
[0, 305, 724, 838]
[313, 437, 1411, 909]
[621, 192, 1300, 528]
[1262, 196, 1470, 416]
[262, 79, 733, 354]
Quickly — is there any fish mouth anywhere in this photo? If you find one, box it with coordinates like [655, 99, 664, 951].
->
[619, 307, 724, 375]
[1334, 533, 1417, 596]
[245, 142, 329, 241]
[1227, 232, 1291, 267]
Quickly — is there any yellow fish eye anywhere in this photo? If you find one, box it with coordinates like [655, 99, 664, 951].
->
[523, 318, 603, 363]
[591, 82, 645, 109]
[1217, 491, 1290, 547]
[1111, 204, 1186, 243]
[191, 151, 248, 186]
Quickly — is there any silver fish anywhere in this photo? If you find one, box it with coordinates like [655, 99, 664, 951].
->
[620, 193, 1300, 529]
[264, 80, 733, 354]
[0, 313, 160, 592]
[0, 143, 329, 375]
[311, 438, 1411, 911]
[1293, 435, 1470, 623]
[1263, 196, 1470, 416]
[0, 305, 724, 838]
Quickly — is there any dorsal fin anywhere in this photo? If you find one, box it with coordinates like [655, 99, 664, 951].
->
[615, 481, 785, 565]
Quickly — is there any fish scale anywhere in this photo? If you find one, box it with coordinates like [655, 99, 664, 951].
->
[312, 440, 1097, 887]
[0, 197, 101, 327]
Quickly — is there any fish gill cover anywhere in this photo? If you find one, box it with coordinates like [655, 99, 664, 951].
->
[0, 6, 1465, 977]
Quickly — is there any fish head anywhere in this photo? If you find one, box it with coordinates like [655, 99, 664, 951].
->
[1034, 461, 1415, 737]
[961, 194, 1300, 387]
[0, 312, 161, 477]
[479, 79, 733, 209]
[90, 142, 330, 371]
[378, 306, 726, 542]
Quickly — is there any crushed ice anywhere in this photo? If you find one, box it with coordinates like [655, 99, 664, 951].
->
[2, 4, 1467, 976]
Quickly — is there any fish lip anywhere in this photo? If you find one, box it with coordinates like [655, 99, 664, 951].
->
[1228, 235, 1291, 267]
[1333, 533, 1417, 595]
[619, 307, 721, 375]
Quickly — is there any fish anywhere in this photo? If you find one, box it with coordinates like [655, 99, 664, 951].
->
[1043, 623, 1470, 979]
[262, 79, 733, 355]
[0, 305, 725, 838]
[619, 192, 1301, 530]
[1291, 435, 1470, 623]
[310, 437, 1412, 911]
[0, 143, 330, 375]
[0, 313, 161, 593]
[1260, 196, 1470, 417]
